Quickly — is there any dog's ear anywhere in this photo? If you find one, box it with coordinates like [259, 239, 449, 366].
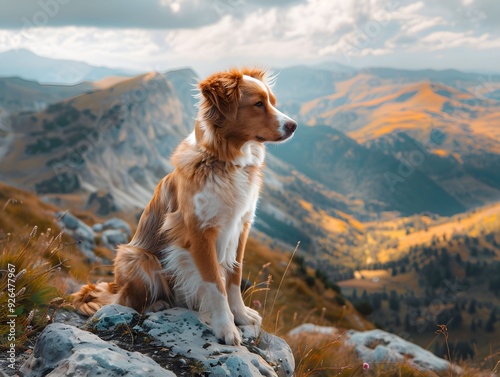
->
[198, 71, 242, 123]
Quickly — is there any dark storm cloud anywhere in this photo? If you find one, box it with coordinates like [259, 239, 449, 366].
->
[0, 0, 221, 29]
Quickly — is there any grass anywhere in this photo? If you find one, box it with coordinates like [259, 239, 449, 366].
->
[241, 238, 499, 377]
[286, 329, 445, 377]
[0, 182, 497, 376]
[242, 237, 374, 336]
[0, 226, 73, 349]
[286, 327, 497, 377]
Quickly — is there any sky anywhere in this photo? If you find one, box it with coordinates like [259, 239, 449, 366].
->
[0, 0, 499, 76]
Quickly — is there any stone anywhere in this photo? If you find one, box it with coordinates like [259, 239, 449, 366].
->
[19, 323, 175, 377]
[103, 218, 132, 236]
[56, 211, 96, 261]
[92, 223, 103, 232]
[101, 228, 128, 249]
[21, 304, 295, 376]
[288, 324, 461, 374]
[137, 308, 293, 377]
[91, 304, 140, 332]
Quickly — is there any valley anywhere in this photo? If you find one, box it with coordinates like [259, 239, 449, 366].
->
[1, 56, 499, 361]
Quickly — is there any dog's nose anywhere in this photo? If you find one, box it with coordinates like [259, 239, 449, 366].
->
[285, 120, 297, 133]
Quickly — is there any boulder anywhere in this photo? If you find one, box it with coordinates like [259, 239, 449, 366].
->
[288, 324, 461, 374]
[103, 217, 132, 236]
[56, 211, 96, 261]
[101, 229, 128, 249]
[86, 191, 119, 216]
[19, 323, 175, 377]
[21, 304, 295, 377]
[346, 328, 460, 373]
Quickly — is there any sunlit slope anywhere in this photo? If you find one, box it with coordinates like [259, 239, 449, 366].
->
[0, 72, 192, 211]
[302, 75, 500, 155]
[269, 125, 465, 216]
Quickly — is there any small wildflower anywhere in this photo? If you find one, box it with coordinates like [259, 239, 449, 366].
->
[363, 362, 370, 370]
[252, 299, 262, 310]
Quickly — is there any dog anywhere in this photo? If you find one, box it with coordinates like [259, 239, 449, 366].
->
[72, 67, 297, 345]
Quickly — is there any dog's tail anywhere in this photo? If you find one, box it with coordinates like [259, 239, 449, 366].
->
[71, 281, 118, 316]
[72, 244, 173, 316]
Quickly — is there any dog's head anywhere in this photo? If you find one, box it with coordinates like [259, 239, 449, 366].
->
[196, 68, 297, 152]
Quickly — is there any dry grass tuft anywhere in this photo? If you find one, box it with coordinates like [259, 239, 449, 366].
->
[0, 227, 74, 348]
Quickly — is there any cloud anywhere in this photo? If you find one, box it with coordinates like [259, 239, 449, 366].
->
[0, 0, 499, 74]
[0, 0, 220, 29]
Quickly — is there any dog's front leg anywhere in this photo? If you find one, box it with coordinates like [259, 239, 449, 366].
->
[190, 228, 242, 345]
[227, 222, 262, 327]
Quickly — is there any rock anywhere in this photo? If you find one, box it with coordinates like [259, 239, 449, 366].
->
[19, 323, 175, 377]
[56, 211, 97, 261]
[101, 229, 128, 249]
[21, 304, 295, 376]
[103, 217, 132, 236]
[346, 329, 461, 373]
[288, 324, 461, 374]
[90, 304, 139, 332]
[86, 191, 119, 216]
[92, 223, 103, 232]
[135, 308, 294, 377]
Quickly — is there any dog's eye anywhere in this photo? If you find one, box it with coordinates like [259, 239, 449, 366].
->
[254, 101, 264, 108]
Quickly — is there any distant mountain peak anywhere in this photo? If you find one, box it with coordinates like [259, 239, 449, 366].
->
[0, 48, 139, 85]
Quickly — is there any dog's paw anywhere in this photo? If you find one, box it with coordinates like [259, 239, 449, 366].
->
[212, 320, 242, 346]
[234, 306, 262, 327]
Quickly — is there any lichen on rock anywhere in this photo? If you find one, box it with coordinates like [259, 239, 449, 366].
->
[20, 304, 295, 377]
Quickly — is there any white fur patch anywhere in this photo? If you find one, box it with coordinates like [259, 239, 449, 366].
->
[242, 74, 268, 93]
[197, 119, 214, 144]
[193, 190, 222, 229]
[227, 283, 247, 316]
[162, 246, 203, 310]
[204, 283, 240, 344]
[233, 141, 265, 167]
[186, 131, 196, 146]
[205, 283, 232, 319]
[193, 161, 260, 269]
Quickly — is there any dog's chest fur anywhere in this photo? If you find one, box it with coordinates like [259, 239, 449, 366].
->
[192, 142, 263, 268]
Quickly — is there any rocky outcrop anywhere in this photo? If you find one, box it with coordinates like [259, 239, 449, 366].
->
[101, 229, 128, 249]
[56, 211, 97, 261]
[56, 213, 131, 261]
[288, 324, 460, 374]
[102, 218, 132, 237]
[20, 305, 295, 377]
[19, 323, 175, 377]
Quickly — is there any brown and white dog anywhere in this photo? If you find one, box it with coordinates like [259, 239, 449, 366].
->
[72, 68, 297, 345]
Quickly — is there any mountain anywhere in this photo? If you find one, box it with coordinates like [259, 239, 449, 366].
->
[1, 67, 499, 269]
[0, 76, 94, 114]
[1, 64, 499, 364]
[272, 68, 500, 211]
[0, 72, 192, 213]
[301, 79, 500, 153]
[0, 49, 137, 84]
[270, 125, 465, 216]
[271, 65, 355, 110]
